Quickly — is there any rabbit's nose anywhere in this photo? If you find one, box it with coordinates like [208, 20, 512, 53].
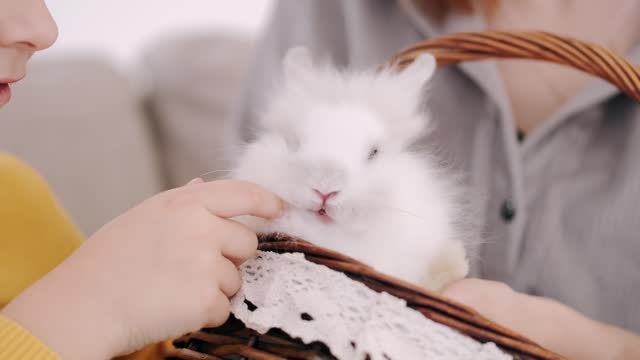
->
[313, 189, 340, 204]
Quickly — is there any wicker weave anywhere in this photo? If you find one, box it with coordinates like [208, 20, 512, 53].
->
[387, 31, 640, 102]
[168, 31, 640, 360]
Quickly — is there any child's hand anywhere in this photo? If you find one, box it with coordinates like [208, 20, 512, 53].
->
[2, 179, 283, 360]
[443, 278, 640, 360]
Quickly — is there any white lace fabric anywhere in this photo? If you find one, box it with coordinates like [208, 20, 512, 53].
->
[230, 251, 512, 360]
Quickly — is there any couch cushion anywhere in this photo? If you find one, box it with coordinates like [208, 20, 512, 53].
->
[0, 57, 163, 235]
[141, 31, 255, 187]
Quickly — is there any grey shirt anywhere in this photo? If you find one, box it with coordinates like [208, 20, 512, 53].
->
[232, 0, 640, 332]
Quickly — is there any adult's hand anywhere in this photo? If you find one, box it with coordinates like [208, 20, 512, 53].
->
[443, 278, 640, 360]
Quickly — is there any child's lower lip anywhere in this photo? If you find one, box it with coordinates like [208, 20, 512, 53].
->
[0, 84, 11, 107]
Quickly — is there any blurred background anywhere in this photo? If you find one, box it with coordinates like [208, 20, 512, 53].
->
[43, 0, 274, 70]
[0, 1, 274, 235]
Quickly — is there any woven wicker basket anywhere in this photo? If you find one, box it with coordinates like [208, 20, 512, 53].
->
[167, 31, 640, 360]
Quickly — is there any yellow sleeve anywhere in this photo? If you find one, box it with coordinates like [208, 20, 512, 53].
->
[0, 316, 59, 360]
[0, 153, 83, 307]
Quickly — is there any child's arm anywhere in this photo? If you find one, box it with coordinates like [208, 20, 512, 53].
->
[1, 314, 174, 360]
[1, 162, 283, 359]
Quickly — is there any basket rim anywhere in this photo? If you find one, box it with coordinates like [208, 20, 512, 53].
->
[386, 30, 640, 103]
[255, 233, 566, 360]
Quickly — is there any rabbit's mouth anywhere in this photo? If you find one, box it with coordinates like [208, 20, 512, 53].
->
[313, 207, 334, 224]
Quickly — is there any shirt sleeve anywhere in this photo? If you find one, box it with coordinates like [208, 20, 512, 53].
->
[0, 316, 60, 360]
[0, 154, 84, 308]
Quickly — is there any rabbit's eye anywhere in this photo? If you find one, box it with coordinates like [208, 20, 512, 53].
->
[368, 147, 379, 161]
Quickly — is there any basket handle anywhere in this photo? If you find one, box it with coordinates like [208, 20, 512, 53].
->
[387, 30, 640, 103]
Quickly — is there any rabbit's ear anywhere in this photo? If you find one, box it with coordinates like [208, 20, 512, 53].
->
[283, 46, 315, 81]
[397, 54, 437, 92]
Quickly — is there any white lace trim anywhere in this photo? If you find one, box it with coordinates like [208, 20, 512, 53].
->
[230, 251, 511, 360]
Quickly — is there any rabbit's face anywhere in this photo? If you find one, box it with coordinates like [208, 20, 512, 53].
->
[235, 103, 401, 231]
[232, 47, 437, 232]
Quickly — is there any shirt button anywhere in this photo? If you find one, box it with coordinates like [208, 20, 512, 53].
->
[500, 199, 516, 223]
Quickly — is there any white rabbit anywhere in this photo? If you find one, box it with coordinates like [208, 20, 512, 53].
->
[231, 47, 469, 291]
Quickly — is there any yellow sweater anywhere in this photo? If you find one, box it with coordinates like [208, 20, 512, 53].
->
[0, 153, 170, 359]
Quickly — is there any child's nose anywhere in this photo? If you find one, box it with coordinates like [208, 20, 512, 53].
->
[0, 0, 58, 51]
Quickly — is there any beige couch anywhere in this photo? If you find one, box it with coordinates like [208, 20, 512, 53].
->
[0, 31, 255, 236]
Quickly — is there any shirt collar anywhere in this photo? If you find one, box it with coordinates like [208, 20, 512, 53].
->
[397, 0, 513, 127]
